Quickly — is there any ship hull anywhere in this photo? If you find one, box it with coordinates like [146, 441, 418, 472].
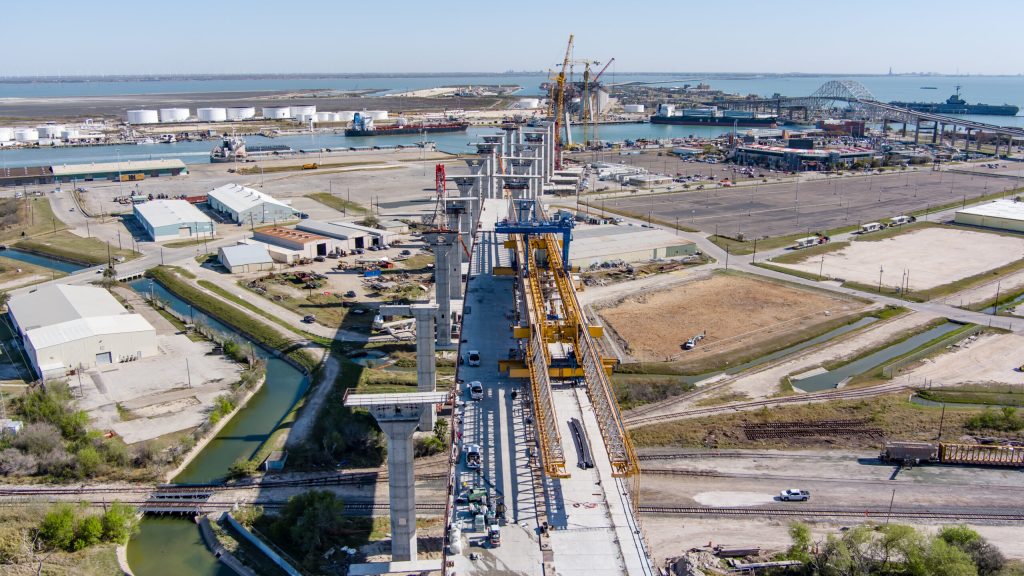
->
[345, 123, 469, 137]
[650, 115, 777, 127]
[889, 102, 1019, 116]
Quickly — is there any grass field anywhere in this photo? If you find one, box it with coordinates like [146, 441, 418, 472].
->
[305, 192, 368, 214]
[15, 231, 139, 265]
[0, 505, 122, 576]
[917, 384, 1024, 407]
[0, 197, 69, 243]
[629, 393, 1005, 450]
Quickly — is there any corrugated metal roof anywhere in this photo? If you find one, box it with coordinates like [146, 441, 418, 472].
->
[26, 314, 154, 350]
[8, 285, 128, 333]
[51, 159, 185, 177]
[219, 243, 273, 267]
[207, 183, 294, 214]
[297, 220, 389, 239]
[957, 199, 1024, 221]
[135, 199, 212, 229]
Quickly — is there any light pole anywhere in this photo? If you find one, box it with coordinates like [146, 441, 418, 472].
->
[878, 265, 884, 293]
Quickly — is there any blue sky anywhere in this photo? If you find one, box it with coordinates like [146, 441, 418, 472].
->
[3, 0, 1022, 76]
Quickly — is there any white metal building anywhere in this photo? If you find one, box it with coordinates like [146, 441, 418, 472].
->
[955, 199, 1024, 233]
[206, 183, 297, 224]
[7, 285, 157, 379]
[296, 220, 394, 249]
[568, 225, 697, 269]
[134, 199, 216, 242]
[252, 227, 339, 259]
[218, 243, 275, 273]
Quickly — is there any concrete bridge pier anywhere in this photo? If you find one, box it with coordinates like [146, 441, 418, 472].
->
[914, 120, 921, 143]
[901, 122, 907, 137]
[932, 122, 938, 144]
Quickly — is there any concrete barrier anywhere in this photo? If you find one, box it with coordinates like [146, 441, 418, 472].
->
[222, 512, 304, 576]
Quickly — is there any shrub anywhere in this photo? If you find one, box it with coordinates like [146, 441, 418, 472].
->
[414, 435, 444, 457]
[0, 448, 38, 476]
[227, 457, 259, 479]
[38, 504, 76, 551]
[12, 422, 63, 456]
[73, 515, 103, 551]
[966, 407, 1023, 432]
[269, 491, 345, 565]
[101, 502, 139, 544]
[17, 382, 88, 441]
[75, 445, 102, 478]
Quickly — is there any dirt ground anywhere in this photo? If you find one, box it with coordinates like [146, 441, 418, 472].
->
[900, 332, 1024, 387]
[598, 274, 864, 363]
[777, 227, 1024, 291]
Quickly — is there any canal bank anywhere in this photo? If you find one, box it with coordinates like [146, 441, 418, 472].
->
[126, 277, 312, 576]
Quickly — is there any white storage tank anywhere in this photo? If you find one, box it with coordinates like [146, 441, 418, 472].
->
[364, 110, 388, 120]
[37, 124, 65, 138]
[197, 107, 227, 122]
[127, 109, 159, 124]
[315, 112, 333, 122]
[518, 98, 541, 109]
[338, 111, 356, 121]
[263, 106, 292, 119]
[61, 128, 80, 140]
[226, 107, 256, 121]
[623, 104, 645, 113]
[15, 128, 40, 142]
[0, 127, 13, 141]
[159, 108, 190, 123]
[290, 105, 316, 118]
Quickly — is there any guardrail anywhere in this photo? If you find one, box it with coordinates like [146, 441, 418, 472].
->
[881, 324, 984, 379]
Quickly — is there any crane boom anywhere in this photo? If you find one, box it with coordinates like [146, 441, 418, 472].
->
[553, 34, 573, 170]
[593, 57, 615, 84]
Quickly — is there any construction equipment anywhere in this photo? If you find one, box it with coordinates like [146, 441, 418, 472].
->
[553, 34, 574, 170]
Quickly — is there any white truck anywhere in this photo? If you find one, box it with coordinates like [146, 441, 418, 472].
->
[779, 489, 811, 502]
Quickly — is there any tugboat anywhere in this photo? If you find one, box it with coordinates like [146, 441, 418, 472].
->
[891, 86, 1019, 116]
[210, 136, 246, 162]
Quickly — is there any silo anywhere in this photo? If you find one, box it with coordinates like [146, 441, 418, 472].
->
[15, 128, 40, 142]
[365, 110, 388, 120]
[37, 125, 66, 138]
[338, 111, 356, 121]
[0, 127, 13, 141]
[197, 107, 227, 122]
[290, 105, 316, 118]
[159, 108, 190, 123]
[315, 112, 332, 122]
[263, 106, 292, 119]
[61, 128, 80, 140]
[226, 107, 256, 120]
[127, 110, 159, 124]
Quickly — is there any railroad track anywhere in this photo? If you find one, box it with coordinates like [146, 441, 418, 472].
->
[625, 382, 909, 428]
[638, 468, 1024, 491]
[0, 499, 447, 512]
[638, 451, 838, 461]
[0, 471, 449, 498]
[638, 505, 1024, 522]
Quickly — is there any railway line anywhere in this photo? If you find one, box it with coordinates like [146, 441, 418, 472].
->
[638, 505, 1024, 523]
[0, 471, 449, 498]
[639, 467, 1024, 491]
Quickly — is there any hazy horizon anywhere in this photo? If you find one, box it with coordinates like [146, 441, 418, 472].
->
[3, 0, 1022, 77]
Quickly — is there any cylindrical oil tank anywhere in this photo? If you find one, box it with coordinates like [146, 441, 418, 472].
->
[127, 109, 159, 124]
[197, 107, 227, 122]
[226, 107, 256, 121]
[365, 110, 388, 120]
[263, 106, 292, 119]
[518, 98, 540, 109]
[0, 127, 13, 141]
[159, 108, 190, 123]
[623, 104, 645, 113]
[338, 111, 356, 121]
[15, 128, 40, 142]
[290, 105, 316, 118]
[61, 128, 79, 140]
[37, 125, 65, 138]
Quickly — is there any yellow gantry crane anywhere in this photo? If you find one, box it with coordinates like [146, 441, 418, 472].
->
[553, 34, 573, 170]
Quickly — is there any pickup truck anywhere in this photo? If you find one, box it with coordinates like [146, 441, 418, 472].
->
[779, 489, 811, 502]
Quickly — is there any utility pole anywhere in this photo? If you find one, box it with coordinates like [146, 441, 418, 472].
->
[885, 489, 896, 526]
[751, 238, 757, 263]
[993, 281, 1001, 315]
[185, 358, 192, 389]
[878, 265, 884, 292]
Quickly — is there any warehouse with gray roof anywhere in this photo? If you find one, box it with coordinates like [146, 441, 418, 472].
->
[207, 183, 297, 225]
[134, 199, 215, 242]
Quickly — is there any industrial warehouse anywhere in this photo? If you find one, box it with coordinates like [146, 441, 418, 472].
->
[134, 199, 215, 242]
[295, 219, 395, 249]
[954, 198, 1024, 233]
[0, 159, 188, 186]
[6, 285, 157, 378]
[732, 142, 876, 171]
[206, 183, 297, 224]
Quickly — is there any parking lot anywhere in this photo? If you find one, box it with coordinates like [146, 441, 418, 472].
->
[599, 167, 1019, 239]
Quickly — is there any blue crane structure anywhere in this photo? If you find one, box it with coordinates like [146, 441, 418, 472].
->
[494, 198, 574, 272]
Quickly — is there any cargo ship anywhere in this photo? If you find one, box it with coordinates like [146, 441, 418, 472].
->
[890, 87, 1019, 116]
[650, 105, 777, 128]
[344, 113, 469, 137]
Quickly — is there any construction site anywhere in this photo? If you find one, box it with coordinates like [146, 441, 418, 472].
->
[4, 31, 1024, 576]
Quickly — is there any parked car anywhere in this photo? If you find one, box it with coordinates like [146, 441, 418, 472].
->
[467, 350, 481, 367]
[313, 256, 326, 262]
[779, 489, 810, 502]
[303, 315, 316, 323]
[344, 290, 357, 298]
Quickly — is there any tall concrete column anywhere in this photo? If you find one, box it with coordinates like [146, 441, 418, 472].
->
[379, 304, 440, 431]
[931, 122, 938, 144]
[380, 418, 418, 560]
[447, 237, 462, 301]
[423, 232, 455, 349]
[344, 392, 449, 563]
[914, 120, 921, 143]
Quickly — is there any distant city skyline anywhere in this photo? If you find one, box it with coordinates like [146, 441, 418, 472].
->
[3, 0, 1021, 77]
